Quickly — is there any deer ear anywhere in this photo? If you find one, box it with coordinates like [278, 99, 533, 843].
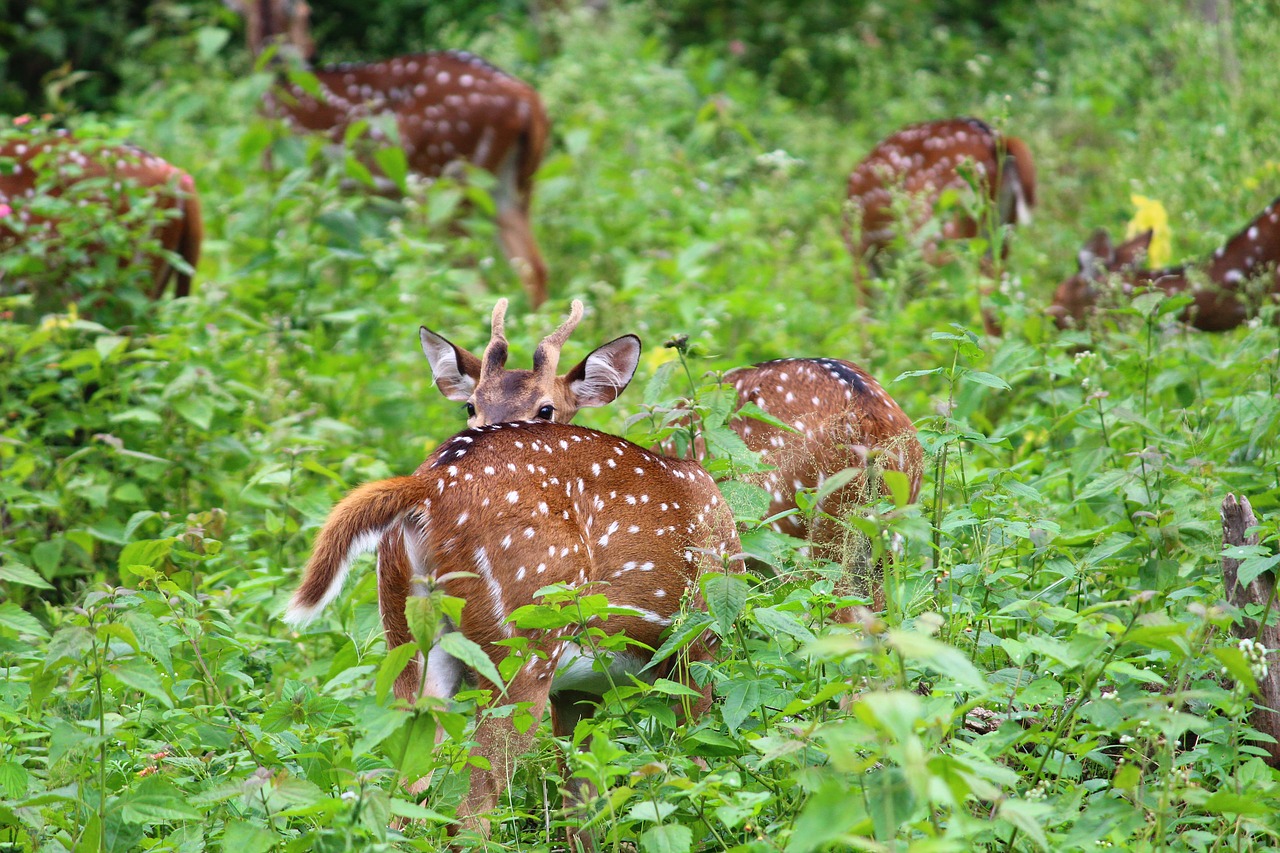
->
[1077, 228, 1114, 279]
[1114, 229, 1153, 269]
[420, 327, 481, 401]
[565, 335, 641, 408]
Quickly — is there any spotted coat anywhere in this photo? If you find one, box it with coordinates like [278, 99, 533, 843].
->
[0, 131, 202, 300]
[235, 0, 550, 306]
[287, 421, 742, 838]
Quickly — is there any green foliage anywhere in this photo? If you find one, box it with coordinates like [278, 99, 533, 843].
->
[3, 1, 1280, 850]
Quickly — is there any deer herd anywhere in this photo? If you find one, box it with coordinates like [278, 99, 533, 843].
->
[5, 2, 1280, 846]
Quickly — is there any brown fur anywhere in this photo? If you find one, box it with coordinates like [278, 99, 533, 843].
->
[292, 422, 742, 844]
[0, 133, 202, 301]
[843, 117, 1036, 333]
[1051, 197, 1280, 331]
[232, 0, 550, 306]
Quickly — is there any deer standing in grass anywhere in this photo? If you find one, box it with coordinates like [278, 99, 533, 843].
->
[420, 300, 923, 613]
[844, 117, 1036, 334]
[287, 419, 741, 846]
[229, 0, 550, 306]
[0, 131, 202, 300]
[1050, 196, 1280, 331]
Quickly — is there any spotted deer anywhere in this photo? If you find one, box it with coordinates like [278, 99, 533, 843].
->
[719, 358, 923, 610]
[419, 301, 923, 613]
[844, 117, 1036, 334]
[0, 131, 202, 300]
[228, 0, 550, 306]
[286, 420, 741, 845]
[1051, 196, 1280, 331]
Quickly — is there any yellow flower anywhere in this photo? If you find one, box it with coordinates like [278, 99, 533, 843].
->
[1126, 195, 1172, 267]
[642, 345, 676, 375]
[39, 302, 80, 331]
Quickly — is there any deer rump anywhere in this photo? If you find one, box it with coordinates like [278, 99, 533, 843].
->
[288, 420, 739, 702]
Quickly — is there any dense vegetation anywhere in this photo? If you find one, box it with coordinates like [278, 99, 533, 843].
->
[2, 0, 1280, 850]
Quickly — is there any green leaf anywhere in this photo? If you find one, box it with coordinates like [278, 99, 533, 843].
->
[0, 761, 29, 798]
[439, 631, 503, 691]
[720, 678, 761, 734]
[119, 775, 203, 823]
[172, 396, 214, 430]
[377, 643, 420, 705]
[718, 479, 772, 522]
[752, 607, 815, 645]
[380, 712, 439, 782]
[886, 629, 986, 691]
[639, 823, 692, 853]
[117, 538, 174, 576]
[701, 572, 749, 637]
[0, 602, 49, 639]
[964, 370, 1011, 390]
[0, 562, 54, 589]
[374, 146, 409, 194]
[998, 799, 1052, 851]
[625, 800, 677, 823]
[110, 658, 173, 709]
[220, 820, 277, 853]
[786, 778, 863, 853]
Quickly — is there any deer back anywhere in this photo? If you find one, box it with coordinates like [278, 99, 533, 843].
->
[724, 358, 923, 543]
[291, 421, 740, 674]
[844, 117, 1035, 261]
[0, 133, 202, 300]
[233, 0, 551, 305]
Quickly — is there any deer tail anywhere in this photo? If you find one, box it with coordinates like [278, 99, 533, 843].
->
[285, 476, 432, 627]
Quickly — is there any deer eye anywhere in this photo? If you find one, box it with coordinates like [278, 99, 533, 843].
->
[536, 404, 555, 420]
[465, 402, 477, 418]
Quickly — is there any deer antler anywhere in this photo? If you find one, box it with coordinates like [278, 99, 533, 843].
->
[532, 300, 584, 378]
[479, 298, 510, 381]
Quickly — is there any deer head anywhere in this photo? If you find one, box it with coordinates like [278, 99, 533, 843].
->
[420, 299, 642, 427]
[1049, 228, 1154, 328]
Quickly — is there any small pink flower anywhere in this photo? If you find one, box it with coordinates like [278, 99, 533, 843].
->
[0, 203, 11, 218]
[12, 115, 30, 127]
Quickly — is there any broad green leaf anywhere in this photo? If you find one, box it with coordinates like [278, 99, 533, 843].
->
[0, 603, 49, 639]
[377, 642, 420, 705]
[439, 631, 503, 690]
[0, 562, 53, 589]
[640, 823, 692, 853]
[701, 572, 749, 636]
[119, 776, 202, 823]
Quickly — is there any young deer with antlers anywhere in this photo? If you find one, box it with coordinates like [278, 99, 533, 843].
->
[228, 0, 550, 306]
[1051, 196, 1280, 331]
[0, 131, 202, 300]
[287, 419, 741, 844]
[419, 301, 923, 613]
[844, 117, 1036, 334]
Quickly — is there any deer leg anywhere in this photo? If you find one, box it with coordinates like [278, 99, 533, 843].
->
[377, 524, 424, 703]
[454, 669, 553, 841]
[493, 147, 547, 308]
[550, 690, 601, 853]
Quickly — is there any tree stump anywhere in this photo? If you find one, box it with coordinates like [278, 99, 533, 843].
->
[1220, 493, 1280, 766]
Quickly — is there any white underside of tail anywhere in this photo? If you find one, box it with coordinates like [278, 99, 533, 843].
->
[283, 527, 389, 627]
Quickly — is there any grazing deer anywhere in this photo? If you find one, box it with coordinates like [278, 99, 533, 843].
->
[419, 301, 923, 613]
[844, 117, 1036, 333]
[1051, 197, 1280, 331]
[719, 358, 923, 610]
[287, 420, 742, 844]
[228, 0, 550, 307]
[0, 131, 202, 300]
